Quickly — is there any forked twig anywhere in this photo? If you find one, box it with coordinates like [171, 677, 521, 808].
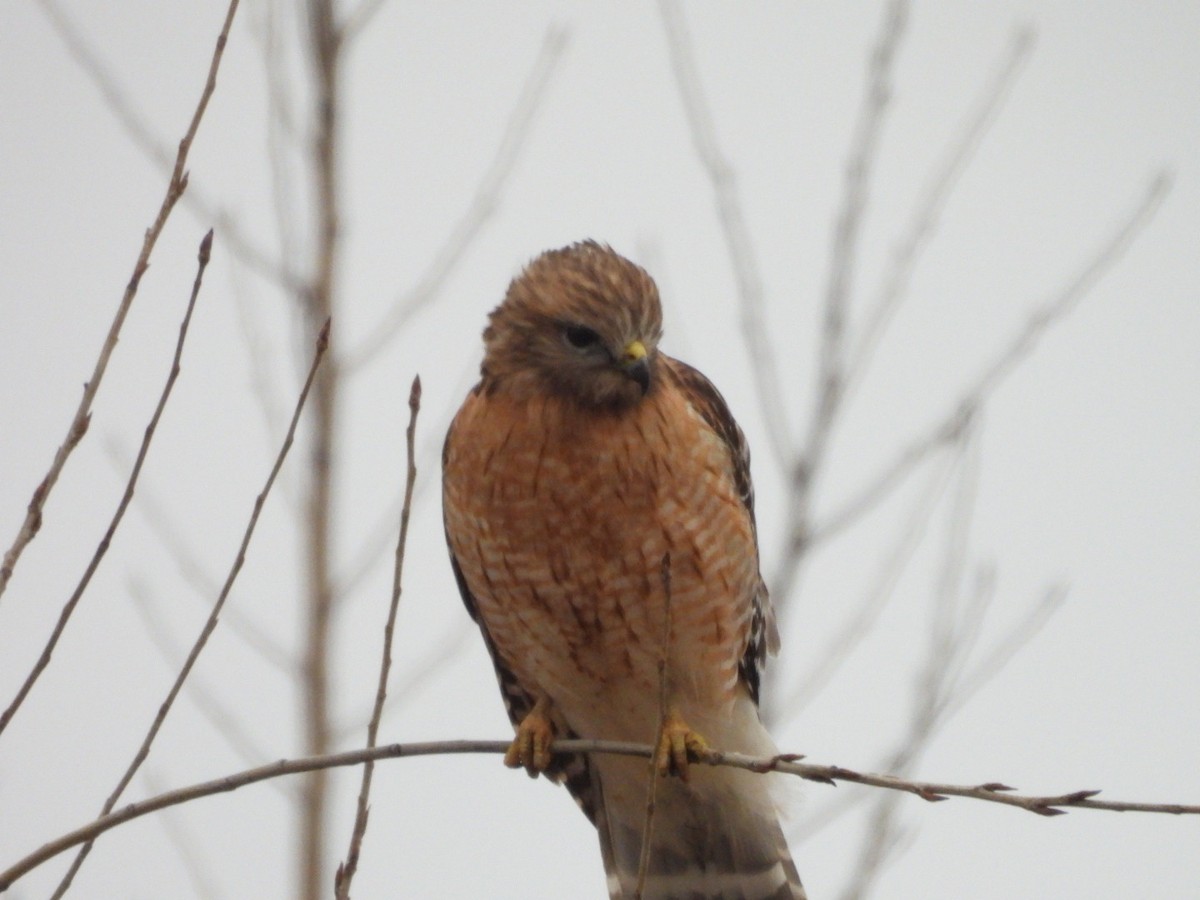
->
[0, 230, 214, 738]
[0, 0, 241, 604]
[846, 25, 1036, 390]
[46, 318, 330, 898]
[800, 0, 909, 479]
[813, 171, 1172, 546]
[773, 435, 963, 719]
[5, 736, 1196, 893]
[334, 376, 422, 900]
[766, 0, 910, 625]
[658, 0, 792, 465]
[37, 0, 296, 291]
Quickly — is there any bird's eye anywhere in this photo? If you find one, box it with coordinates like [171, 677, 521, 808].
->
[564, 325, 601, 349]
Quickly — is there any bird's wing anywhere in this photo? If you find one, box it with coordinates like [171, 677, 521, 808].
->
[661, 355, 779, 705]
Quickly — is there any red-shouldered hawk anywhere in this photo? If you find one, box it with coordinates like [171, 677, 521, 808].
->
[442, 241, 804, 900]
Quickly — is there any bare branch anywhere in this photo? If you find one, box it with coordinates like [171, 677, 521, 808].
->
[345, 25, 570, 370]
[335, 376, 422, 900]
[299, 6, 343, 896]
[127, 579, 293, 796]
[47, 317, 329, 897]
[141, 769, 223, 900]
[658, 0, 793, 465]
[942, 583, 1068, 720]
[5, 737, 1196, 893]
[0, 230, 214, 738]
[35, 0, 298, 292]
[797, 0, 909, 484]
[790, 581, 1066, 845]
[812, 404, 974, 546]
[839, 427, 983, 899]
[767, 0, 909, 623]
[634, 554, 674, 899]
[773, 439, 960, 720]
[334, 621, 475, 741]
[812, 170, 1171, 550]
[0, 0, 241, 603]
[846, 26, 1036, 390]
[343, 0, 390, 42]
[103, 437, 296, 675]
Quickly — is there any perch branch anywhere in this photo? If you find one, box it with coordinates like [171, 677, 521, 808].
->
[5, 737, 1196, 893]
[811, 170, 1172, 549]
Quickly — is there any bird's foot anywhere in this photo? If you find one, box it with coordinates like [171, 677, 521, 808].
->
[655, 711, 709, 782]
[504, 697, 556, 778]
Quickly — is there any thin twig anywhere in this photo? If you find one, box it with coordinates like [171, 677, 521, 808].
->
[103, 438, 296, 674]
[811, 171, 1172, 546]
[797, 0, 909, 486]
[810, 403, 973, 546]
[334, 622, 475, 742]
[334, 369, 466, 599]
[772, 437, 962, 721]
[845, 26, 1036, 391]
[0, 230, 214, 738]
[345, 24, 569, 370]
[944, 583, 1068, 719]
[634, 554, 674, 899]
[658, 0, 792, 465]
[790, 581, 1066, 845]
[127, 579, 294, 797]
[141, 769, 223, 900]
[35, 0, 294, 292]
[47, 318, 329, 898]
[0, 0, 241, 603]
[5, 736, 1196, 893]
[839, 425, 983, 900]
[343, 0, 390, 41]
[334, 376, 422, 900]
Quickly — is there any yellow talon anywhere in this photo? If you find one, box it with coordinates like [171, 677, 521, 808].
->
[504, 697, 556, 777]
[655, 711, 709, 782]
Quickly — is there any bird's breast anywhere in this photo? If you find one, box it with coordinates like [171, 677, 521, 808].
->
[444, 388, 758, 737]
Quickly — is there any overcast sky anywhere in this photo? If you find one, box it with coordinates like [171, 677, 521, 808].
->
[2, 2, 1198, 898]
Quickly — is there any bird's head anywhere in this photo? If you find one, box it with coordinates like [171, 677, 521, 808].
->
[481, 241, 664, 410]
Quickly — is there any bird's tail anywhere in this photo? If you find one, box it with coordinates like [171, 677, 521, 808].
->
[591, 755, 806, 900]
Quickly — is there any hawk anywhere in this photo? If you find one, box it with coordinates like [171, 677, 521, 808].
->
[442, 241, 804, 900]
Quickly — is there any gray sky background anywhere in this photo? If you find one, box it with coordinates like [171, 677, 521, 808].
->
[1, 2, 1198, 898]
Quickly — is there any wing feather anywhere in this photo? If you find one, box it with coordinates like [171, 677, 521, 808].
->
[442, 414, 603, 823]
[661, 355, 779, 705]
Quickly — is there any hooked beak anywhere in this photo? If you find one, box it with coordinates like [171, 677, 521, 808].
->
[620, 340, 651, 395]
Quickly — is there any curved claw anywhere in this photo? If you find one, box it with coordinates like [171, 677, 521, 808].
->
[655, 711, 709, 782]
[504, 698, 556, 778]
